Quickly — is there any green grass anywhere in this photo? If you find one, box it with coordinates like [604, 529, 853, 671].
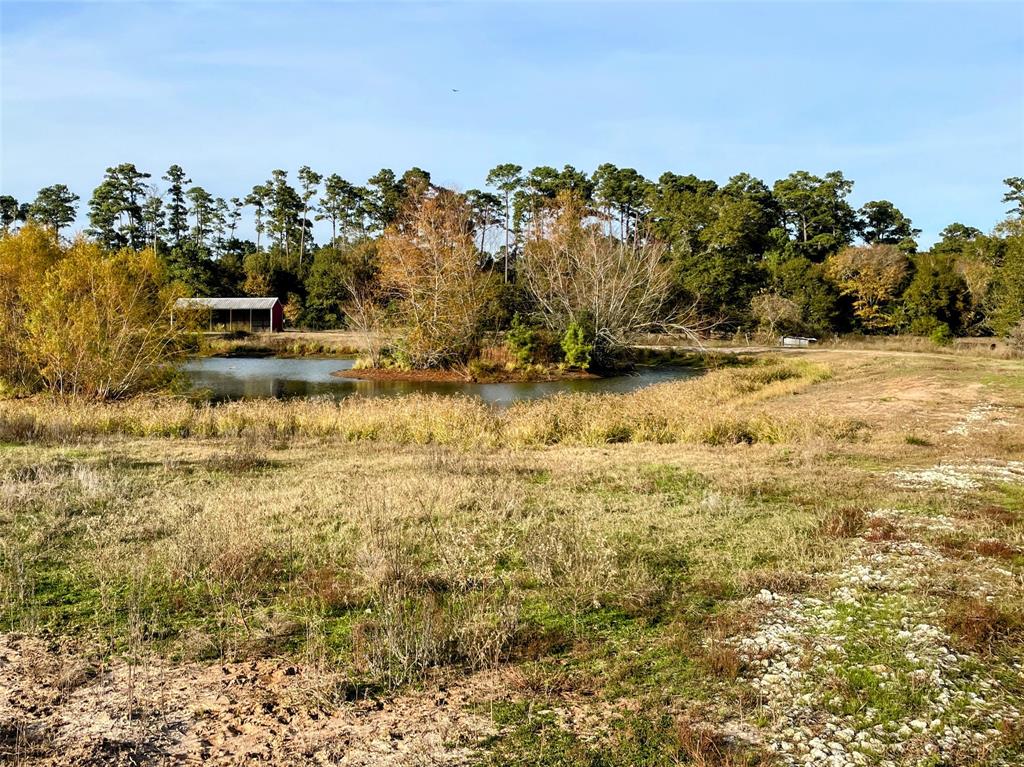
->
[477, 702, 688, 767]
[0, 437, 839, 674]
[821, 595, 939, 725]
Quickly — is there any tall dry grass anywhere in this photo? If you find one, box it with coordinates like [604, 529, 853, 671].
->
[820, 333, 1021, 358]
[0, 357, 855, 447]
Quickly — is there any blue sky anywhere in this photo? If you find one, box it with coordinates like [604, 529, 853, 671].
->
[2, 1, 1022, 245]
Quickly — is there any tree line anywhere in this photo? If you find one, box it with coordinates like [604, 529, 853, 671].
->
[3, 164, 1023, 358]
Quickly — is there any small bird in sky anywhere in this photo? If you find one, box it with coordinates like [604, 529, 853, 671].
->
[451, 88, 459, 93]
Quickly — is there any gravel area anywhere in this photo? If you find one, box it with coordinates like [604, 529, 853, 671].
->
[721, 483, 1023, 766]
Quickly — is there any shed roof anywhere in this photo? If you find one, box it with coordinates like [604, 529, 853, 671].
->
[175, 297, 280, 310]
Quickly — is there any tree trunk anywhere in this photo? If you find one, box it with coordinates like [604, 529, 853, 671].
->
[504, 194, 510, 282]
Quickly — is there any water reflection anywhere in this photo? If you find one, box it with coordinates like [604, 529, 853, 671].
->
[180, 357, 700, 405]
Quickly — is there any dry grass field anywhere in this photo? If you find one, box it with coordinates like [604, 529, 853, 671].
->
[1, 351, 1022, 766]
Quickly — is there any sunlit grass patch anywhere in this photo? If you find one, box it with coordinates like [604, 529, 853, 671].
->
[478, 701, 694, 767]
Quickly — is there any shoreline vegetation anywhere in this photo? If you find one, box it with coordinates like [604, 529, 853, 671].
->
[335, 364, 601, 384]
[202, 331, 363, 359]
[195, 330, 723, 382]
[197, 329, 1022, 363]
[0, 356, 850, 446]
[338, 346, 717, 383]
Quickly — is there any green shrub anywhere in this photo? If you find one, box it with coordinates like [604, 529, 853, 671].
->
[560, 321, 593, 370]
[505, 313, 538, 365]
[930, 323, 954, 346]
[907, 315, 954, 346]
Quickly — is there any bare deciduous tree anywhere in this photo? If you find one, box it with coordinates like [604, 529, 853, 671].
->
[1007, 320, 1024, 355]
[751, 291, 802, 341]
[518, 193, 681, 361]
[344, 278, 389, 368]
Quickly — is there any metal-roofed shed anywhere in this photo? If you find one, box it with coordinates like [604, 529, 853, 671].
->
[175, 297, 284, 332]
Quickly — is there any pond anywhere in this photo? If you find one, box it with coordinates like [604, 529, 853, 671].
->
[180, 357, 701, 405]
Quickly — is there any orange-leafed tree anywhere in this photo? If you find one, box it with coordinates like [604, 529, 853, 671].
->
[377, 190, 498, 368]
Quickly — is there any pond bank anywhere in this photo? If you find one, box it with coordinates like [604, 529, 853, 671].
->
[335, 366, 600, 384]
[200, 330, 365, 359]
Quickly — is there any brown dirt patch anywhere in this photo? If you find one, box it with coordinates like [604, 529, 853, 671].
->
[0, 634, 503, 766]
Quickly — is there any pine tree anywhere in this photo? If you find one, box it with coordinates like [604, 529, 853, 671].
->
[186, 185, 215, 248]
[141, 187, 165, 251]
[28, 184, 80, 238]
[297, 165, 322, 267]
[87, 163, 151, 249]
[245, 183, 272, 252]
[162, 165, 191, 245]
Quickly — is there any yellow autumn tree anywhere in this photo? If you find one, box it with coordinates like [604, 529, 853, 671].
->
[0, 224, 63, 394]
[825, 244, 909, 331]
[20, 239, 185, 399]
